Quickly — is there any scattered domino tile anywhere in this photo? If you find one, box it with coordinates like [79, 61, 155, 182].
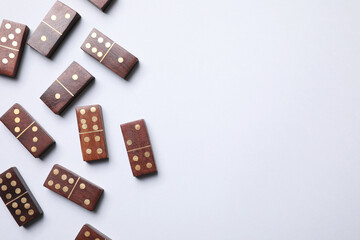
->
[75, 105, 108, 162]
[0, 19, 29, 77]
[43, 164, 103, 211]
[0, 167, 43, 226]
[76, 224, 112, 240]
[87, 0, 113, 11]
[27, 1, 80, 57]
[81, 28, 138, 79]
[0, 103, 55, 158]
[40, 61, 95, 115]
[121, 119, 157, 177]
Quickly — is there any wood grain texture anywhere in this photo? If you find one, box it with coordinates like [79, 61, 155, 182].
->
[87, 0, 112, 11]
[0, 167, 43, 226]
[80, 28, 138, 79]
[0, 19, 29, 77]
[27, 1, 80, 57]
[76, 224, 112, 240]
[121, 119, 157, 177]
[75, 105, 108, 162]
[0, 103, 55, 158]
[43, 164, 103, 211]
[40, 61, 94, 115]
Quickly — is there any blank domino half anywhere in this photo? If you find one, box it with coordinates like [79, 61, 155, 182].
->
[0, 167, 43, 226]
[0, 19, 29, 77]
[87, 0, 113, 11]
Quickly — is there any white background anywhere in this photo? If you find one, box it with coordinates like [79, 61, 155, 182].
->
[1, 0, 360, 239]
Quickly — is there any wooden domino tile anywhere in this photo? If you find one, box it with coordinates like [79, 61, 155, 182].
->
[43, 164, 103, 211]
[0, 19, 29, 77]
[0, 167, 43, 226]
[76, 224, 112, 240]
[27, 1, 80, 57]
[87, 0, 113, 11]
[40, 62, 95, 115]
[81, 28, 138, 79]
[75, 105, 108, 162]
[121, 119, 157, 177]
[0, 103, 55, 158]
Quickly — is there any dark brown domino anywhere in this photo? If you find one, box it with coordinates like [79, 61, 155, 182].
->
[27, 1, 80, 57]
[0, 167, 43, 226]
[121, 119, 157, 177]
[75, 105, 108, 162]
[76, 224, 112, 240]
[0, 103, 55, 158]
[87, 0, 112, 11]
[40, 62, 94, 115]
[0, 19, 29, 77]
[43, 164, 103, 211]
[81, 28, 138, 79]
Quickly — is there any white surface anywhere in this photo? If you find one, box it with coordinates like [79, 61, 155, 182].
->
[1, 0, 360, 239]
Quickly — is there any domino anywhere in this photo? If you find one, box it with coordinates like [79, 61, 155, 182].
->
[0, 19, 29, 77]
[81, 28, 138, 79]
[40, 62, 95, 115]
[44, 164, 103, 211]
[121, 119, 157, 177]
[27, 1, 80, 57]
[0, 167, 43, 226]
[76, 224, 112, 240]
[75, 105, 108, 162]
[87, 0, 113, 11]
[0, 103, 55, 158]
